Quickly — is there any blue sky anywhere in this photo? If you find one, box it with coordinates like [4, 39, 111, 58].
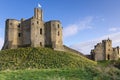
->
[1, 0, 120, 54]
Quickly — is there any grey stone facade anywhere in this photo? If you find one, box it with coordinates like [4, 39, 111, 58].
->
[90, 38, 120, 61]
[2, 8, 63, 50]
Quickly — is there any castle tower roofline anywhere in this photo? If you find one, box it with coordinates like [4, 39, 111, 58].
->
[6, 19, 20, 22]
[46, 20, 61, 23]
[102, 38, 112, 42]
[34, 8, 43, 20]
[34, 7, 42, 10]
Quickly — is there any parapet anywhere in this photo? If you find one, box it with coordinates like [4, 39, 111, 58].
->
[46, 20, 61, 23]
[6, 19, 20, 22]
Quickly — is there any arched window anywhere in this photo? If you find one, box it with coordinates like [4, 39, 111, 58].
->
[40, 28, 42, 35]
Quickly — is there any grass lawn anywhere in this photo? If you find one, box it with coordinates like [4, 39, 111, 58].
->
[0, 68, 99, 80]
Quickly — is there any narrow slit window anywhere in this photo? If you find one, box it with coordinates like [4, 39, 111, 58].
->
[37, 21, 39, 24]
[53, 24, 55, 27]
[58, 24, 60, 28]
[107, 54, 110, 60]
[18, 33, 21, 37]
[40, 42, 42, 46]
[58, 31, 60, 36]
[40, 28, 42, 35]
[10, 23, 12, 25]
[18, 24, 20, 28]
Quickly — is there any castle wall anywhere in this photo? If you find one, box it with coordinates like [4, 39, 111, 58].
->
[3, 19, 20, 49]
[102, 39, 113, 60]
[29, 8, 45, 47]
[93, 43, 104, 61]
[30, 18, 45, 47]
[91, 39, 120, 61]
[2, 7, 65, 53]
[45, 20, 63, 50]
[20, 19, 31, 47]
[112, 47, 120, 60]
[63, 45, 85, 56]
[44, 22, 51, 46]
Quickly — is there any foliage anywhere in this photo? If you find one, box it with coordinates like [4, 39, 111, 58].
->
[98, 60, 120, 69]
[0, 47, 96, 70]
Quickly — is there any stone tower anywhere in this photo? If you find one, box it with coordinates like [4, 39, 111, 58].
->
[30, 8, 45, 47]
[2, 7, 63, 50]
[45, 20, 63, 50]
[34, 8, 43, 20]
[91, 38, 120, 61]
[3, 19, 20, 49]
[102, 39, 112, 60]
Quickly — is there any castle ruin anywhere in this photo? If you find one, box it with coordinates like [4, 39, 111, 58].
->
[2, 7, 63, 50]
[2, 7, 84, 56]
[3, 7, 119, 61]
[90, 38, 120, 61]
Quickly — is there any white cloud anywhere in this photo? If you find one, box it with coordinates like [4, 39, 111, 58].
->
[63, 24, 78, 37]
[0, 27, 4, 49]
[0, 37, 4, 49]
[70, 32, 120, 55]
[63, 16, 93, 38]
[108, 27, 120, 32]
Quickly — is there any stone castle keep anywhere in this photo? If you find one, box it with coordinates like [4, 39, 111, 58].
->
[2, 7, 120, 61]
[90, 38, 120, 61]
[2, 8, 63, 50]
[2, 7, 84, 56]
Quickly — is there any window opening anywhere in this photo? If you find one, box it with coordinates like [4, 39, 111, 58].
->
[40, 28, 42, 34]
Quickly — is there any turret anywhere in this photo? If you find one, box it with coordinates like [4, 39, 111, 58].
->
[45, 20, 63, 50]
[2, 19, 20, 49]
[34, 8, 43, 20]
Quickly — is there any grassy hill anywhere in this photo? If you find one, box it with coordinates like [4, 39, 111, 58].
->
[0, 47, 96, 70]
[0, 47, 120, 80]
[0, 66, 120, 80]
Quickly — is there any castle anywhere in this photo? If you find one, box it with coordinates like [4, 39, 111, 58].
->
[2, 7, 119, 61]
[90, 38, 120, 61]
[2, 7, 84, 56]
[2, 7, 63, 50]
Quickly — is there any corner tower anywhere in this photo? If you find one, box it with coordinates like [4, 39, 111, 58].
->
[45, 20, 63, 50]
[2, 19, 21, 49]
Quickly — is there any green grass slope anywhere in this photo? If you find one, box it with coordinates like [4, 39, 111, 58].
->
[0, 48, 120, 80]
[0, 67, 120, 80]
[0, 47, 96, 70]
